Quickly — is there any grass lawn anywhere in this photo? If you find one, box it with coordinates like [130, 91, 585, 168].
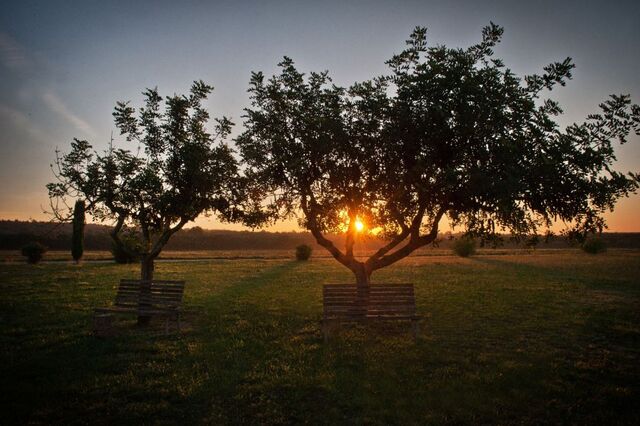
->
[1, 250, 639, 424]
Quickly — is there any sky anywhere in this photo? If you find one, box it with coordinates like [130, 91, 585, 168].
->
[0, 0, 639, 232]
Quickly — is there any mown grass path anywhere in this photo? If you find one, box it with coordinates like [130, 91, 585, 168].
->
[1, 251, 639, 424]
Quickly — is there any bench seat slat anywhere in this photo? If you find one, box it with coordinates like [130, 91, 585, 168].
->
[95, 279, 186, 333]
[321, 284, 421, 341]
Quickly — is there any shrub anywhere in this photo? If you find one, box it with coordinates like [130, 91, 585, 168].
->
[111, 236, 142, 264]
[21, 242, 47, 264]
[295, 244, 312, 261]
[582, 236, 607, 254]
[452, 237, 476, 257]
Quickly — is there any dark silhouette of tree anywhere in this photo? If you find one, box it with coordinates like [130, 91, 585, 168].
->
[238, 24, 640, 287]
[71, 199, 84, 263]
[49, 81, 255, 283]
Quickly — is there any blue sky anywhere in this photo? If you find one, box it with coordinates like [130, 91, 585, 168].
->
[0, 0, 638, 231]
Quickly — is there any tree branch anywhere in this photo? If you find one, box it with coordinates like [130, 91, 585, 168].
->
[150, 217, 189, 258]
[370, 206, 446, 271]
[109, 213, 137, 258]
[367, 228, 410, 263]
[301, 195, 350, 267]
[345, 211, 356, 259]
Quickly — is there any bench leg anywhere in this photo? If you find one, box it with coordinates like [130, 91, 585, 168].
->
[165, 317, 169, 335]
[411, 319, 419, 341]
[322, 321, 329, 343]
[177, 313, 181, 333]
[93, 313, 114, 338]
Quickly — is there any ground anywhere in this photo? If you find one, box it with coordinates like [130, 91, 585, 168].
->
[1, 250, 639, 425]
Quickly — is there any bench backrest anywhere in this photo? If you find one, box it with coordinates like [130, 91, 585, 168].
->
[116, 279, 185, 311]
[323, 284, 416, 318]
[114, 279, 142, 309]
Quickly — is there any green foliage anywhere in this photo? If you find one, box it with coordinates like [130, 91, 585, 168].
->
[48, 82, 260, 276]
[21, 241, 47, 264]
[110, 233, 142, 264]
[238, 23, 639, 281]
[71, 199, 85, 262]
[295, 244, 312, 261]
[452, 237, 477, 257]
[582, 235, 607, 254]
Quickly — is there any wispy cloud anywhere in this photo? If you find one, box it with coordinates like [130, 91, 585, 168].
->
[0, 103, 48, 143]
[0, 32, 31, 71]
[0, 32, 96, 140]
[42, 91, 96, 138]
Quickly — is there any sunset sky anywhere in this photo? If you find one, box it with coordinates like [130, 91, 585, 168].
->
[1, 0, 638, 232]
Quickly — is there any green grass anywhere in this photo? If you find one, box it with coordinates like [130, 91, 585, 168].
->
[1, 251, 639, 424]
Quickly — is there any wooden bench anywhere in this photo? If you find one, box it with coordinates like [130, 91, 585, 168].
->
[321, 283, 420, 342]
[94, 279, 185, 334]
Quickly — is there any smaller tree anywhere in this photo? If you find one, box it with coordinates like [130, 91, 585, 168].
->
[295, 244, 312, 261]
[110, 229, 142, 264]
[582, 235, 607, 254]
[452, 237, 476, 258]
[49, 82, 261, 323]
[22, 242, 47, 264]
[71, 199, 85, 263]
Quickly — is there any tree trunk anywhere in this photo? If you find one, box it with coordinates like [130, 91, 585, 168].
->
[353, 262, 371, 288]
[71, 199, 85, 263]
[138, 255, 155, 325]
[351, 262, 371, 318]
[141, 256, 154, 281]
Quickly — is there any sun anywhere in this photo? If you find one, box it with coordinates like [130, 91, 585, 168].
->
[354, 218, 364, 232]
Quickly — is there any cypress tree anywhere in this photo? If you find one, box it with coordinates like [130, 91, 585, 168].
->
[72, 199, 85, 263]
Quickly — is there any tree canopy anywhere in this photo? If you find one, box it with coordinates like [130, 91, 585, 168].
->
[237, 23, 640, 286]
[49, 81, 254, 279]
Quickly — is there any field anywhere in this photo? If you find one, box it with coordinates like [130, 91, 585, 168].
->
[1, 250, 639, 424]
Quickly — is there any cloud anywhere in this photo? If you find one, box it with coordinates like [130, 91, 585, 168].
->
[0, 32, 31, 71]
[0, 33, 96, 140]
[0, 103, 48, 143]
[42, 91, 96, 138]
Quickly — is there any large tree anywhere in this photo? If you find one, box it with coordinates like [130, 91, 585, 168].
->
[237, 24, 640, 287]
[49, 81, 254, 281]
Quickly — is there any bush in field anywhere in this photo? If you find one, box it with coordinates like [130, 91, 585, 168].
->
[582, 236, 607, 254]
[111, 235, 142, 264]
[453, 237, 476, 257]
[295, 244, 312, 261]
[21, 242, 47, 264]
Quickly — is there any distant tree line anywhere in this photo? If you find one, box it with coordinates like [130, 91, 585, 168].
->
[2, 220, 640, 251]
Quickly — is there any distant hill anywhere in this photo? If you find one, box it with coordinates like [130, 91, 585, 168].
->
[0, 220, 344, 251]
[1, 220, 639, 251]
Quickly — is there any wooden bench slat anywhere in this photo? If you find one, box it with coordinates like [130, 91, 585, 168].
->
[324, 297, 417, 302]
[95, 306, 137, 313]
[324, 289, 414, 292]
[323, 283, 413, 287]
[326, 313, 419, 318]
[325, 308, 416, 312]
[323, 291, 415, 294]
[324, 290, 415, 292]
[148, 290, 184, 296]
[325, 306, 416, 311]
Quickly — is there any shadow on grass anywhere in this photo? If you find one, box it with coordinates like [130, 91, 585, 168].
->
[180, 259, 442, 424]
[469, 255, 639, 293]
[4, 256, 640, 424]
